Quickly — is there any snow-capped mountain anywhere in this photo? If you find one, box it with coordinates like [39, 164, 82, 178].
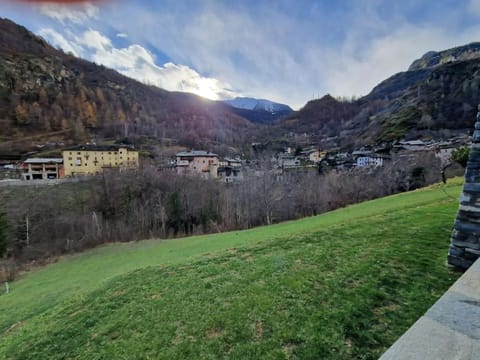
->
[223, 97, 293, 113]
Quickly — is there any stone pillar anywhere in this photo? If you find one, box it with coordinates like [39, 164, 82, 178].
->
[448, 107, 480, 269]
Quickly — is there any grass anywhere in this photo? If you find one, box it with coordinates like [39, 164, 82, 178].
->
[0, 179, 464, 359]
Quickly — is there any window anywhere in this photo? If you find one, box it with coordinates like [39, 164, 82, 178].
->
[77, 152, 81, 155]
[68, 157, 72, 160]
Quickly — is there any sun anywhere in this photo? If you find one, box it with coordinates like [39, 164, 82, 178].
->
[194, 78, 220, 101]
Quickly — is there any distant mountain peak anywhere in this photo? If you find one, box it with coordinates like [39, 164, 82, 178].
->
[222, 97, 293, 124]
[223, 97, 293, 113]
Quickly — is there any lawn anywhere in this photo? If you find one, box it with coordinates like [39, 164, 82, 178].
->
[0, 179, 463, 359]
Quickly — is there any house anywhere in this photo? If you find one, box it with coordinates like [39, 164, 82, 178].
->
[62, 144, 139, 177]
[281, 158, 301, 168]
[175, 150, 219, 179]
[307, 149, 327, 163]
[394, 140, 429, 152]
[218, 158, 242, 182]
[22, 158, 64, 180]
[435, 147, 454, 166]
[356, 156, 384, 167]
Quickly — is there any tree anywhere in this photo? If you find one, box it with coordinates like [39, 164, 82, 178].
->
[0, 211, 7, 257]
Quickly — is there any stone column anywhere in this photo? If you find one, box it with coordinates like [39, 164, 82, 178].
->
[448, 106, 480, 269]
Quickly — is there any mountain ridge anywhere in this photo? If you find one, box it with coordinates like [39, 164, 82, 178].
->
[2, 17, 480, 156]
[274, 43, 480, 149]
[0, 17, 259, 157]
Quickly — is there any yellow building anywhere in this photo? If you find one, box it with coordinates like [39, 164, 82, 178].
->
[62, 145, 139, 177]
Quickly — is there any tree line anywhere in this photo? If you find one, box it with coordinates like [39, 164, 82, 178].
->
[0, 152, 444, 281]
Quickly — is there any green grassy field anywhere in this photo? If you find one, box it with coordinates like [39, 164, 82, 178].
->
[0, 179, 463, 359]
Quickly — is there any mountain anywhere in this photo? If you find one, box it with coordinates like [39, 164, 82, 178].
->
[224, 97, 292, 112]
[408, 42, 480, 71]
[0, 18, 256, 158]
[223, 97, 293, 124]
[2, 16, 480, 156]
[275, 43, 480, 149]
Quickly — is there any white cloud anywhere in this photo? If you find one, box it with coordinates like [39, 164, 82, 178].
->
[322, 25, 480, 98]
[37, 28, 83, 56]
[37, 27, 238, 100]
[38, 2, 98, 24]
[31, 1, 480, 109]
[122, 62, 237, 100]
[78, 29, 112, 51]
[107, 2, 480, 109]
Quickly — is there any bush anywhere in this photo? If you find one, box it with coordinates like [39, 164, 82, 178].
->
[451, 147, 470, 167]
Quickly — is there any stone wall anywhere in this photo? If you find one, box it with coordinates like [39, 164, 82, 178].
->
[448, 109, 480, 269]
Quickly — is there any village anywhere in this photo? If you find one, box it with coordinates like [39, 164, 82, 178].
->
[0, 134, 471, 185]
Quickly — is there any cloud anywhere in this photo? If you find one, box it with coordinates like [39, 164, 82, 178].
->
[38, 27, 238, 100]
[104, 1, 480, 108]
[37, 2, 98, 24]
[37, 28, 83, 56]
[21, 1, 480, 109]
[322, 24, 480, 97]
[78, 29, 111, 51]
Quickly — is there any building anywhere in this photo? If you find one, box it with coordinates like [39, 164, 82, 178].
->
[434, 145, 455, 166]
[356, 156, 384, 167]
[62, 145, 139, 177]
[218, 158, 242, 183]
[307, 150, 327, 163]
[22, 158, 64, 180]
[175, 150, 219, 179]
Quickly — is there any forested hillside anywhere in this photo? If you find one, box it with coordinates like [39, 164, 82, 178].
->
[275, 43, 480, 149]
[0, 18, 254, 157]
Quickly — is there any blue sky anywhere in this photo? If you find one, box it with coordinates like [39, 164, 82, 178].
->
[2, 0, 480, 109]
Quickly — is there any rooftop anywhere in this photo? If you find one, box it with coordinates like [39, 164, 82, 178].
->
[23, 158, 63, 164]
[176, 150, 218, 157]
[63, 144, 136, 152]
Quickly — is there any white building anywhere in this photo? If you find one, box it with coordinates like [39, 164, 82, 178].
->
[356, 156, 384, 167]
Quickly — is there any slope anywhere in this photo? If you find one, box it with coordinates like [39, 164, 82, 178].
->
[276, 43, 480, 149]
[0, 18, 256, 157]
[0, 179, 463, 359]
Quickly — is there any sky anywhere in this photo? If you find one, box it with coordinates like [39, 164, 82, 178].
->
[2, 0, 480, 109]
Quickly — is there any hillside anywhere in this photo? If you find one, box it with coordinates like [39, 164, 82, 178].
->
[0, 180, 462, 359]
[0, 18, 256, 158]
[2, 17, 480, 155]
[408, 42, 480, 71]
[276, 43, 480, 149]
